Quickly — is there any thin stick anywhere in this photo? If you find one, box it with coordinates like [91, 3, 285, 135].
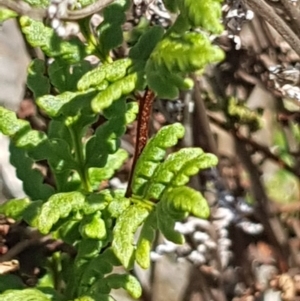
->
[0, 0, 114, 20]
[208, 113, 300, 177]
[243, 0, 300, 57]
[125, 89, 155, 198]
[280, 0, 300, 36]
[234, 136, 290, 272]
[192, 74, 219, 156]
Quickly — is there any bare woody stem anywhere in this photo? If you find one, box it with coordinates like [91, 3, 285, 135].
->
[280, 0, 300, 35]
[242, 0, 300, 57]
[0, 0, 114, 20]
[208, 113, 300, 177]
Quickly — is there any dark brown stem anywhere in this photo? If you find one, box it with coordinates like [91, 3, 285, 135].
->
[125, 89, 155, 198]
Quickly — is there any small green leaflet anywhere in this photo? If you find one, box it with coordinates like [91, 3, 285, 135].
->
[112, 204, 150, 269]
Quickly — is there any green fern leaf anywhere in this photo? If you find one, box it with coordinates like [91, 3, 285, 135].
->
[27, 59, 50, 99]
[145, 148, 202, 199]
[37, 92, 78, 118]
[78, 248, 118, 296]
[76, 239, 103, 260]
[0, 289, 51, 301]
[112, 204, 150, 269]
[88, 149, 128, 189]
[0, 107, 47, 149]
[82, 191, 111, 215]
[145, 32, 223, 98]
[145, 62, 181, 99]
[125, 102, 139, 124]
[178, 0, 224, 33]
[149, 32, 224, 74]
[48, 120, 73, 148]
[136, 211, 157, 269]
[79, 211, 107, 240]
[162, 0, 179, 12]
[156, 201, 185, 244]
[49, 59, 92, 93]
[47, 138, 78, 173]
[22, 200, 43, 226]
[97, 3, 127, 57]
[132, 123, 185, 196]
[54, 219, 81, 244]
[129, 26, 164, 62]
[34, 192, 86, 234]
[146, 148, 217, 199]
[0, 8, 17, 22]
[162, 186, 210, 219]
[10, 144, 55, 200]
[20, 17, 85, 63]
[105, 274, 142, 299]
[172, 153, 218, 186]
[107, 191, 131, 218]
[77, 58, 132, 91]
[73, 240, 104, 297]
[85, 99, 138, 168]
[0, 198, 31, 220]
[91, 73, 138, 113]
[0, 274, 24, 292]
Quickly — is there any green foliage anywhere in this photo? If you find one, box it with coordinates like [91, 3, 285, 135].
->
[135, 211, 157, 269]
[0, 8, 17, 22]
[157, 200, 185, 244]
[91, 73, 139, 113]
[0, 0, 224, 300]
[162, 0, 223, 33]
[77, 58, 133, 91]
[27, 59, 50, 99]
[112, 204, 150, 269]
[129, 26, 164, 65]
[0, 106, 35, 139]
[146, 32, 224, 98]
[178, 0, 224, 33]
[10, 144, 55, 200]
[0, 198, 30, 220]
[226, 97, 262, 131]
[112, 124, 216, 269]
[145, 147, 218, 199]
[97, 2, 128, 58]
[88, 149, 128, 190]
[132, 123, 185, 196]
[79, 211, 107, 240]
[20, 17, 85, 63]
[149, 32, 224, 73]
[0, 275, 24, 292]
[33, 191, 86, 234]
[0, 288, 52, 301]
[105, 274, 142, 299]
[48, 59, 92, 93]
[162, 0, 179, 13]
